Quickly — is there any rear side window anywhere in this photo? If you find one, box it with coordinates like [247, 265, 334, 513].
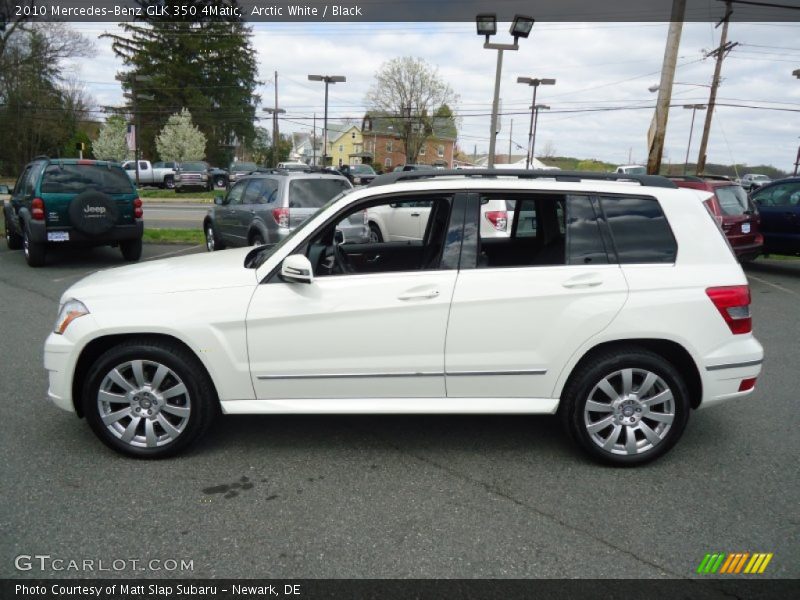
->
[567, 196, 609, 265]
[715, 186, 749, 216]
[244, 178, 279, 204]
[289, 178, 350, 208]
[40, 165, 135, 195]
[600, 196, 677, 263]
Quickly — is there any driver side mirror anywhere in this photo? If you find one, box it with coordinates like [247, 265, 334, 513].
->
[0, 184, 9, 195]
[214, 195, 225, 205]
[281, 254, 314, 284]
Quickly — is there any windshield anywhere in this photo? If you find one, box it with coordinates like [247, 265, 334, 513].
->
[40, 164, 135, 195]
[623, 166, 646, 175]
[753, 175, 770, 181]
[288, 178, 351, 208]
[231, 162, 258, 172]
[180, 162, 207, 171]
[248, 189, 353, 269]
[715, 186, 750, 216]
[352, 165, 375, 174]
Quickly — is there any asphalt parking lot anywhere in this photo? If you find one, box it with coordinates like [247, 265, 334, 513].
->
[0, 243, 798, 580]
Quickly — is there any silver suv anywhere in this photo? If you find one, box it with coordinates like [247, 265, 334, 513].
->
[204, 171, 357, 250]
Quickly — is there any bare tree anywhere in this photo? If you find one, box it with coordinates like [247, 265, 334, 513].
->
[541, 140, 557, 159]
[365, 57, 458, 164]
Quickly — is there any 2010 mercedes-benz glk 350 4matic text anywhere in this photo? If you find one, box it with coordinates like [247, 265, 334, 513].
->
[44, 170, 764, 465]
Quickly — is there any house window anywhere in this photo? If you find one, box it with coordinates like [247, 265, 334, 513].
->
[339, 144, 344, 153]
[385, 157, 392, 167]
[419, 146, 426, 156]
[386, 140, 393, 152]
[437, 145, 445, 158]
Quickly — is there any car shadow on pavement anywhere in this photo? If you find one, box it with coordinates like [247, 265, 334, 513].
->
[2, 245, 131, 269]
[744, 258, 800, 278]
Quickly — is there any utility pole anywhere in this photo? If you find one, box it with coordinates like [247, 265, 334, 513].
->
[274, 71, 279, 165]
[508, 119, 513, 164]
[312, 113, 317, 165]
[683, 104, 706, 174]
[646, 0, 686, 175]
[531, 104, 550, 167]
[794, 141, 799, 176]
[696, 1, 737, 174]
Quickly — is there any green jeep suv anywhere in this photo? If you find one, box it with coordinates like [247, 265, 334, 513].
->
[3, 158, 144, 267]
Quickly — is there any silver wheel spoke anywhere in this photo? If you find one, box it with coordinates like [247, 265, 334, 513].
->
[645, 411, 674, 424]
[145, 419, 158, 448]
[157, 414, 181, 440]
[162, 383, 187, 399]
[597, 378, 619, 402]
[625, 427, 638, 454]
[621, 368, 633, 396]
[642, 389, 673, 408]
[150, 365, 169, 392]
[102, 407, 132, 425]
[98, 390, 129, 405]
[586, 400, 614, 413]
[639, 421, 662, 445]
[602, 424, 622, 451]
[121, 417, 141, 443]
[109, 368, 136, 393]
[638, 372, 658, 397]
[131, 360, 146, 388]
[161, 404, 190, 418]
[587, 415, 614, 434]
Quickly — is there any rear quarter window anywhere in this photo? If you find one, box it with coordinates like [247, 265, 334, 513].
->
[40, 165, 135, 195]
[600, 195, 677, 263]
[288, 178, 351, 208]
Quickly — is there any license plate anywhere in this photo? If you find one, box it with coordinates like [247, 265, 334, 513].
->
[742, 223, 751, 234]
[47, 231, 70, 242]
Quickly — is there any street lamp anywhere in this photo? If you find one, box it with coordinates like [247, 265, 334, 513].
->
[517, 77, 556, 169]
[119, 73, 154, 186]
[308, 74, 346, 166]
[682, 104, 706, 175]
[476, 13, 535, 168]
[263, 107, 286, 167]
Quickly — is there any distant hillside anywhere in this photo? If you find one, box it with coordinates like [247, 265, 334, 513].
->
[541, 156, 790, 179]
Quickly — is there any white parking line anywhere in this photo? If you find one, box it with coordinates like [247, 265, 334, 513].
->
[51, 244, 202, 283]
[747, 274, 799, 298]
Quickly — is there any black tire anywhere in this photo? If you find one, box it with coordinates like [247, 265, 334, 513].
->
[251, 232, 265, 246]
[214, 176, 226, 188]
[23, 226, 46, 267]
[368, 223, 383, 243]
[82, 338, 218, 458]
[120, 238, 143, 261]
[163, 175, 175, 190]
[5, 212, 22, 250]
[558, 346, 690, 466]
[68, 191, 119, 236]
[205, 221, 225, 251]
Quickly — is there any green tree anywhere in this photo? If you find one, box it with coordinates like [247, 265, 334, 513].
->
[156, 108, 207, 162]
[103, 1, 259, 167]
[93, 115, 130, 162]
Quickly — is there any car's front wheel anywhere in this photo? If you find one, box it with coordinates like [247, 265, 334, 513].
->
[559, 347, 690, 466]
[120, 238, 142, 261]
[82, 339, 218, 458]
[368, 223, 383, 243]
[205, 223, 225, 251]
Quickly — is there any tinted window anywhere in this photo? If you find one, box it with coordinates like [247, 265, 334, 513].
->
[754, 182, 800, 207]
[715, 186, 749, 216]
[566, 196, 608, 265]
[231, 162, 257, 172]
[40, 165, 135, 195]
[288, 179, 350, 208]
[601, 196, 676, 263]
[226, 181, 247, 206]
[352, 165, 375, 174]
[180, 162, 207, 172]
[243, 178, 279, 204]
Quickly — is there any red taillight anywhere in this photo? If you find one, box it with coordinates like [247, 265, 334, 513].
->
[272, 207, 289, 228]
[738, 377, 757, 392]
[133, 198, 143, 219]
[706, 285, 752, 335]
[484, 210, 508, 231]
[31, 198, 45, 221]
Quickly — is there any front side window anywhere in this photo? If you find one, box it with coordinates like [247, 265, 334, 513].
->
[226, 181, 247, 206]
[600, 195, 677, 263]
[753, 182, 800, 207]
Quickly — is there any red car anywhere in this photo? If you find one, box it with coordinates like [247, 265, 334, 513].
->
[669, 175, 763, 262]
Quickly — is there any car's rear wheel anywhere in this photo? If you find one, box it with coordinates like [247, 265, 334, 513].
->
[120, 238, 142, 261]
[23, 227, 46, 267]
[214, 176, 226, 188]
[368, 223, 383, 243]
[82, 339, 218, 458]
[5, 216, 22, 250]
[251, 232, 264, 246]
[559, 347, 690, 466]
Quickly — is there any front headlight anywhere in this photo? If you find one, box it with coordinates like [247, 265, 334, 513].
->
[201, 174, 208, 181]
[54, 299, 89, 334]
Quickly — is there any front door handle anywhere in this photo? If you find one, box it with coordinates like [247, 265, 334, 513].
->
[398, 289, 440, 301]
[562, 274, 603, 289]
[410, 212, 421, 217]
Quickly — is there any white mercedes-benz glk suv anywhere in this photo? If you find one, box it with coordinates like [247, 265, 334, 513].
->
[44, 170, 763, 465]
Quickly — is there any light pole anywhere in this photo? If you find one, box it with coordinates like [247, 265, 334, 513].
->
[517, 77, 555, 169]
[682, 104, 706, 175]
[530, 104, 550, 168]
[476, 14, 535, 168]
[308, 74, 346, 166]
[263, 107, 286, 167]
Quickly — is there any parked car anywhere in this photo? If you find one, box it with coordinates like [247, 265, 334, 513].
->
[4, 157, 143, 266]
[750, 177, 800, 256]
[174, 161, 214, 193]
[228, 161, 260, 185]
[740, 173, 772, 193]
[615, 165, 647, 175]
[669, 175, 763, 262]
[45, 169, 762, 465]
[122, 160, 175, 189]
[393, 164, 436, 172]
[277, 161, 311, 171]
[338, 164, 377, 186]
[203, 171, 356, 250]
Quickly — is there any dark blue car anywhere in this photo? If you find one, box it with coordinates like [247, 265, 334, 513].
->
[750, 177, 800, 256]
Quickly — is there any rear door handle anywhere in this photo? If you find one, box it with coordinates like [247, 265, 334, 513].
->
[398, 289, 440, 301]
[410, 212, 421, 217]
[562, 275, 603, 289]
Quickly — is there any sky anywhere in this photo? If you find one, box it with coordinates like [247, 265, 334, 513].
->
[64, 20, 800, 172]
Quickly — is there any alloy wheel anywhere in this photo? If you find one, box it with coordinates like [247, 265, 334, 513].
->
[205, 227, 215, 251]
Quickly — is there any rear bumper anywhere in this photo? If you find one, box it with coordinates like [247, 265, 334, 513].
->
[699, 335, 764, 409]
[28, 220, 143, 245]
[731, 236, 764, 259]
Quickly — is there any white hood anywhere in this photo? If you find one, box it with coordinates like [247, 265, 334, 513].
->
[62, 247, 258, 302]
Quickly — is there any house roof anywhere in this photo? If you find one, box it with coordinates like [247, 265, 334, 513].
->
[363, 111, 457, 141]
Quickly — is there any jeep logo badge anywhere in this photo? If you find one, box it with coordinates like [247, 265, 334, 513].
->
[84, 206, 106, 215]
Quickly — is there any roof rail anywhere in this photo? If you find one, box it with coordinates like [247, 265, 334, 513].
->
[666, 175, 704, 183]
[368, 169, 678, 189]
[697, 174, 732, 181]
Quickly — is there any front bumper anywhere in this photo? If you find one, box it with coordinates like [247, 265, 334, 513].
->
[44, 331, 79, 413]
